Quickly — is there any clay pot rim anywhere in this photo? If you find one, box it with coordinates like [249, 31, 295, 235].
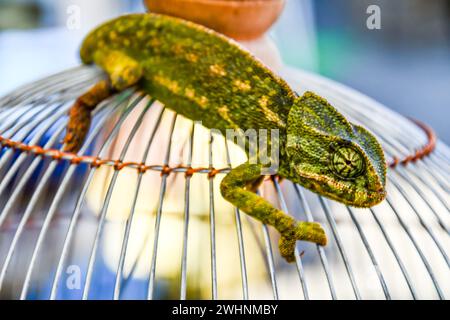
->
[158, 0, 283, 4]
[144, 0, 286, 40]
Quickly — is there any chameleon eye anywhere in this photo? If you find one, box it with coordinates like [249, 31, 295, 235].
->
[329, 145, 365, 180]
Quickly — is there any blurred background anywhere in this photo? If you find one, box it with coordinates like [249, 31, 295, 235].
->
[0, 0, 449, 143]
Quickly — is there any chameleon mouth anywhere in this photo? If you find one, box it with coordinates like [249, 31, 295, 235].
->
[322, 187, 386, 208]
[350, 189, 387, 208]
[294, 169, 386, 208]
[322, 177, 386, 208]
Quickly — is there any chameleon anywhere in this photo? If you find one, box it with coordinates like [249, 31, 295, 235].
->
[64, 13, 387, 262]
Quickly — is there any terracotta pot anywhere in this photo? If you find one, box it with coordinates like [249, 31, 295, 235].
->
[143, 0, 285, 40]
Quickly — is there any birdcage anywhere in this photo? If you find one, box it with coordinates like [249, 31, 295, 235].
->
[0, 65, 448, 300]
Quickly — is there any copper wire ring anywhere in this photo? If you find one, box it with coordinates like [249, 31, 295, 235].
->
[0, 118, 437, 173]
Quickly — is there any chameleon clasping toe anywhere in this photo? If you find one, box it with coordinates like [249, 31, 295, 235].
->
[279, 221, 327, 263]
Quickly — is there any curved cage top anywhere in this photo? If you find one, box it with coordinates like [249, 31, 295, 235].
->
[0, 66, 448, 300]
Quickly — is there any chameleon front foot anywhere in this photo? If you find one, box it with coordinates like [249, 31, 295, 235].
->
[279, 221, 327, 263]
[220, 162, 328, 263]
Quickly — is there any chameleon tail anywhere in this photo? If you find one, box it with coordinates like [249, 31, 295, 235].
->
[63, 80, 115, 152]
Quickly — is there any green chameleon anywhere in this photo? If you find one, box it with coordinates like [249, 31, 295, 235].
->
[64, 13, 387, 262]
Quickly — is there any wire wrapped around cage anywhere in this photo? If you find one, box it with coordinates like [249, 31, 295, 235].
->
[0, 66, 448, 300]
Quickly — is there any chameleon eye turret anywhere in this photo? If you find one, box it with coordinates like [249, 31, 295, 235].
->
[329, 144, 366, 180]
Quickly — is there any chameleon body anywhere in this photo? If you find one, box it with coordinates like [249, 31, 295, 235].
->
[65, 13, 387, 262]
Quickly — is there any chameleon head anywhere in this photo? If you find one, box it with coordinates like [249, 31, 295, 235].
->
[285, 92, 387, 208]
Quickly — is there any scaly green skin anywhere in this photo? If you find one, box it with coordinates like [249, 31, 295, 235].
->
[73, 13, 387, 262]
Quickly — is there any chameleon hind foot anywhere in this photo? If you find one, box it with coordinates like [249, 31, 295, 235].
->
[64, 50, 143, 152]
[279, 222, 327, 263]
[64, 80, 114, 152]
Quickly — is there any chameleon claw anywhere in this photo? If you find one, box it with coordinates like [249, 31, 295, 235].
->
[279, 222, 327, 263]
